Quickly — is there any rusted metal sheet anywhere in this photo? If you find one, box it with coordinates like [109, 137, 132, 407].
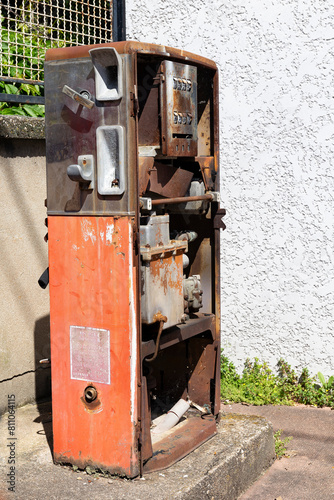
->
[146, 162, 194, 198]
[143, 416, 217, 473]
[142, 313, 215, 359]
[195, 156, 216, 191]
[45, 41, 222, 478]
[197, 68, 214, 157]
[187, 339, 217, 408]
[49, 215, 140, 477]
[138, 156, 153, 195]
[213, 207, 227, 229]
[137, 62, 160, 147]
[44, 54, 137, 216]
[45, 41, 218, 71]
[141, 248, 186, 330]
[160, 60, 197, 157]
[213, 344, 221, 416]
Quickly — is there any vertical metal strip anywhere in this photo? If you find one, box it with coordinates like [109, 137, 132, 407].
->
[112, 0, 126, 42]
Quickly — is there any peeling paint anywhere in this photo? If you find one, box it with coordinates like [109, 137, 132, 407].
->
[106, 223, 115, 244]
[81, 219, 96, 245]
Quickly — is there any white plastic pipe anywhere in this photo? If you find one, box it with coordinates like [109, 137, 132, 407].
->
[151, 399, 190, 435]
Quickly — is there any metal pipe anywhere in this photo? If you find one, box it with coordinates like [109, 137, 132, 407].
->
[0, 76, 44, 86]
[151, 194, 213, 206]
[151, 399, 191, 434]
[144, 314, 167, 363]
[0, 94, 45, 104]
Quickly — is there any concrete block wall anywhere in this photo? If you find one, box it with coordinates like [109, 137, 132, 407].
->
[126, 0, 334, 376]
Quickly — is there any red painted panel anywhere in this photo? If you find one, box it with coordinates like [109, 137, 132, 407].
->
[48, 216, 139, 477]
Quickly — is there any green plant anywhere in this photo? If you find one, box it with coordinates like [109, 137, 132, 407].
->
[0, 13, 47, 117]
[220, 352, 334, 408]
[318, 372, 334, 390]
[241, 358, 282, 405]
[274, 429, 292, 459]
[0, 82, 45, 117]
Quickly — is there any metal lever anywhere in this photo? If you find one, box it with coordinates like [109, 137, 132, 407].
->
[67, 155, 94, 189]
[62, 85, 94, 109]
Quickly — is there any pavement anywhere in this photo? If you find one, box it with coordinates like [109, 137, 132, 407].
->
[222, 403, 334, 500]
[0, 400, 332, 499]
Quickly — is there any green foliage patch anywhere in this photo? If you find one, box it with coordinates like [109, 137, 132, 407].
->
[221, 352, 334, 407]
[0, 14, 48, 116]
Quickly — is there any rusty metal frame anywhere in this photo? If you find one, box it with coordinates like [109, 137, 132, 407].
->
[44, 41, 223, 478]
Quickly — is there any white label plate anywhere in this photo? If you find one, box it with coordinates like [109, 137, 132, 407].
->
[70, 326, 110, 385]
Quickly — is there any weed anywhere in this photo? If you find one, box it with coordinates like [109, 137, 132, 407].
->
[317, 372, 334, 391]
[274, 429, 292, 459]
[221, 351, 334, 408]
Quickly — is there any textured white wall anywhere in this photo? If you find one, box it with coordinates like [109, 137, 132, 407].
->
[126, 0, 334, 376]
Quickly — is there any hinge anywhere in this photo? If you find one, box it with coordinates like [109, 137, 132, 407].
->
[133, 228, 140, 256]
[130, 85, 139, 117]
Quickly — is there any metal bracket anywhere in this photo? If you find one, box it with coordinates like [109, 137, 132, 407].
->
[207, 191, 220, 202]
[213, 208, 226, 230]
[140, 197, 152, 211]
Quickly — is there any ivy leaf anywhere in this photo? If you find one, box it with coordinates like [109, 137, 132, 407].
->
[22, 104, 45, 117]
[0, 106, 26, 116]
[4, 83, 19, 95]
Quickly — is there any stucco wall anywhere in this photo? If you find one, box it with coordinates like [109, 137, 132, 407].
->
[0, 136, 50, 413]
[126, 0, 334, 376]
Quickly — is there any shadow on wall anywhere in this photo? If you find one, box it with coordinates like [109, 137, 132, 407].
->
[0, 318, 51, 409]
[34, 314, 53, 455]
[34, 314, 51, 402]
[0, 138, 49, 407]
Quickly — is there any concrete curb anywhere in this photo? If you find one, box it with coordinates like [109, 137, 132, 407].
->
[174, 413, 275, 499]
[0, 403, 275, 499]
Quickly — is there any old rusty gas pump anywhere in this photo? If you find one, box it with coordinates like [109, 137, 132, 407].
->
[44, 41, 225, 477]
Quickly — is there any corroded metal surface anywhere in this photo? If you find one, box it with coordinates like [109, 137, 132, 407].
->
[45, 41, 222, 478]
[143, 415, 217, 473]
[45, 41, 218, 70]
[142, 313, 215, 359]
[146, 162, 194, 198]
[141, 250, 186, 329]
[49, 216, 140, 478]
[195, 156, 216, 190]
[45, 54, 137, 216]
[138, 156, 154, 195]
[160, 60, 197, 157]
